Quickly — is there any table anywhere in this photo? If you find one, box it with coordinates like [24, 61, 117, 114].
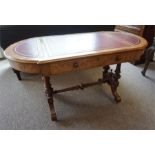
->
[4, 31, 147, 121]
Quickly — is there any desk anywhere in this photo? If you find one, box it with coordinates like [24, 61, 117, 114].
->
[4, 31, 147, 121]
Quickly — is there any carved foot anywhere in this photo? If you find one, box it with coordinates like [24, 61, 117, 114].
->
[12, 68, 22, 81]
[42, 76, 57, 121]
[111, 85, 121, 103]
[103, 64, 121, 103]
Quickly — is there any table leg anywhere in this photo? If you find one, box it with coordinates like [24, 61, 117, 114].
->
[42, 76, 57, 121]
[103, 64, 121, 103]
[12, 68, 22, 81]
[103, 65, 110, 77]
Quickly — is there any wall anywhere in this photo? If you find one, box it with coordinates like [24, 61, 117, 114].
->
[0, 47, 4, 58]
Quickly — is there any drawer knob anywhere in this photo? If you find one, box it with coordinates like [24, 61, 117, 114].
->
[73, 62, 79, 68]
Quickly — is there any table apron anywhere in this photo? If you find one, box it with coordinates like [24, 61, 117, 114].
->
[40, 50, 144, 75]
[9, 60, 40, 74]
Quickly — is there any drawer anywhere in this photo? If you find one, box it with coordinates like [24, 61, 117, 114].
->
[40, 50, 143, 75]
[48, 54, 123, 75]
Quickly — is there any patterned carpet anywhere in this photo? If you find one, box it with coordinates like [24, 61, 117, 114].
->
[0, 59, 155, 129]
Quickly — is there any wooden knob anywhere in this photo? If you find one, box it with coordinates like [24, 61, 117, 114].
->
[73, 62, 79, 68]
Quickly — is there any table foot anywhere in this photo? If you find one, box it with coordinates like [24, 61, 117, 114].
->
[103, 64, 121, 103]
[42, 76, 57, 121]
[141, 70, 146, 76]
[48, 98, 57, 121]
[12, 68, 22, 81]
[110, 85, 121, 103]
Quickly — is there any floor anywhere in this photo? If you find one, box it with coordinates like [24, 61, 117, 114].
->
[0, 59, 155, 130]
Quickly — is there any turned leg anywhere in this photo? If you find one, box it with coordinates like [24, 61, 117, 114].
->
[142, 49, 154, 76]
[12, 68, 22, 81]
[103, 64, 121, 103]
[111, 64, 121, 102]
[103, 65, 110, 78]
[42, 76, 57, 121]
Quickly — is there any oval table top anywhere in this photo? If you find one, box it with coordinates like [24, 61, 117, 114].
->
[4, 31, 147, 64]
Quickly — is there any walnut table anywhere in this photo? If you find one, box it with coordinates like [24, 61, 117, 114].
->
[4, 32, 147, 121]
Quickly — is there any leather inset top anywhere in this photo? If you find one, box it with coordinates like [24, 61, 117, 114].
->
[14, 32, 140, 60]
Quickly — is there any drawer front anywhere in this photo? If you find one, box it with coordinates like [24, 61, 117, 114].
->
[40, 50, 143, 75]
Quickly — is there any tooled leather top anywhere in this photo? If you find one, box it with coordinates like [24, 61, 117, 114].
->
[14, 32, 140, 59]
[4, 31, 147, 64]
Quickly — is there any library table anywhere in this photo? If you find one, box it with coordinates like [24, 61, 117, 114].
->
[4, 32, 147, 121]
